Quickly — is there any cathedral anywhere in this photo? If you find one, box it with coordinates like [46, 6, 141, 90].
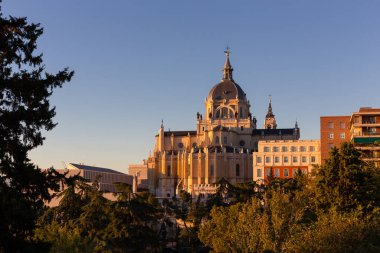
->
[148, 49, 300, 198]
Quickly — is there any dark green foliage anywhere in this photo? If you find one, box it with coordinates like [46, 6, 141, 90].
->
[313, 142, 379, 213]
[0, 3, 73, 252]
[35, 180, 163, 252]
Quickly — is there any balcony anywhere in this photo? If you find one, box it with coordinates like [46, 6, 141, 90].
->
[352, 132, 380, 137]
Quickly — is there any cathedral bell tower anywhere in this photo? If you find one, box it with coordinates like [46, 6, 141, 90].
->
[264, 96, 277, 129]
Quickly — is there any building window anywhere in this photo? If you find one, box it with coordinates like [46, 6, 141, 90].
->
[178, 142, 184, 149]
[236, 164, 240, 177]
[354, 116, 359, 123]
[309, 146, 315, 151]
[328, 133, 334, 139]
[291, 146, 297, 152]
[328, 143, 334, 150]
[292, 156, 298, 163]
[209, 165, 214, 176]
[311, 156, 316, 163]
[257, 169, 262, 178]
[302, 156, 307, 163]
[167, 165, 171, 177]
[284, 168, 289, 177]
[265, 157, 271, 163]
[340, 133, 345, 139]
[239, 107, 243, 118]
[223, 136, 227, 144]
[340, 122, 345, 129]
[264, 146, 270, 152]
[273, 146, 279, 152]
[275, 168, 280, 177]
[300, 146, 306, 152]
[265, 168, 271, 177]
[328, 122, 334, 129]
[215, 136, 220, 144]
[282, 146, 288, 152]
[274, 157, 280, 163]
[257, 157, 262, 163]
[283, 156, 289, 163]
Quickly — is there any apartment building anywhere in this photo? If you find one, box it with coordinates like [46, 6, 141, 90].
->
[320, 116, 351, 162]
[253, 140, 321, 183]
[350, 107, 380, 167]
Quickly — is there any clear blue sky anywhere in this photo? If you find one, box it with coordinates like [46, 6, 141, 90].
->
[3, 1, 380, 172]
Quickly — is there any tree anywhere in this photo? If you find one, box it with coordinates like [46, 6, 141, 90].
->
[199, 191, 311, 253]
[313, 142, 380, 214]
[0, 3, 74, 251]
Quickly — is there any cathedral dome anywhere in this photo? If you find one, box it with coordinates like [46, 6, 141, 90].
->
[207, 48, 246, 101]
[207, 80, 246, 100]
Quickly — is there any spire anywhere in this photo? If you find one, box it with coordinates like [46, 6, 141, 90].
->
[295, 119, 299, 129]
[264, 95, 277, 129]
[222, 46, 233, 81]
[266, 95, 274, 118]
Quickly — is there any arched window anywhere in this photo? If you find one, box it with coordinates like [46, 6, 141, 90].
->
[215, 107, 234, 119]
[236, 164, 240, 177]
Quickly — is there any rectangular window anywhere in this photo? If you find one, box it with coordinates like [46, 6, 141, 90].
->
[264, 147, 270, 152]
[354, 116, 359, 123]
[284, 168, 289, 177]
[236, 164, 240, 177]
[340, 122, 345, 129]
[273, 146, 279, 152]
[328, 133, 334, 139]
[282, 146, 288, 152]
[283, 156, 289, 163]
[257, 169, 262, 178]
[265, 168, 271, 177]
[328, 143, 334, 150]
[328, 122, 334, 129]
[223, 136, 228, 144]
[209, 165, 214, 176]
[274, 157, 279, 163]
[257, 157, 262, 163]
[291, 146, 297, 152]
[275, 168, 280, 177]
[340, 133, 345, 139]
[167, 165, 171, 177]
[300, 146, 306, 152]
[311, 156, 316, 163]
[309, 146, 315, 152]
[302, 156, 307, 163]
[265, 157, 271, 163]
[292, 156, 298, 163]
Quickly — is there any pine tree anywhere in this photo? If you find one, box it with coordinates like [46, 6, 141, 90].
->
[0, 3, 73, 251]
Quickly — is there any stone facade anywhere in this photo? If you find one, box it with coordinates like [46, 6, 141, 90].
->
[148, 50, 300, 198]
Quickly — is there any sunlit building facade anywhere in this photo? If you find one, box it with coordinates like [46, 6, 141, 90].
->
[148, 50, 300, 198]
[253, 140, 321, 183]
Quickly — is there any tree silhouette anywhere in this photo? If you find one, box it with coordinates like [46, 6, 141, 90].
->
[0, 3, 73, 251]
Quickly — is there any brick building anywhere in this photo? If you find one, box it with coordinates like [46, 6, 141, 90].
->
[320, 116, 351, 162]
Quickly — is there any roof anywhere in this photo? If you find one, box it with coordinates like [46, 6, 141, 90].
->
[207, 79, 246, 100]
[252, 128, 296, 136]
[69, 163, 125, 175]
[163, 131, 197, 137]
